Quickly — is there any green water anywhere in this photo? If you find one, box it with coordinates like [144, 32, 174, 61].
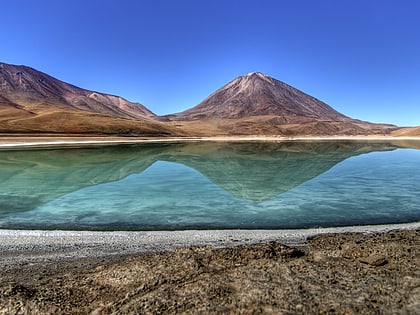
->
[0, 141, 419, 230]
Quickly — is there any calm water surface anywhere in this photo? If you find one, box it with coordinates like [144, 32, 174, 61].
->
[0, 141, 419, 230]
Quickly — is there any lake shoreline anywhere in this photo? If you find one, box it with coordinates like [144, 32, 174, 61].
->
[0, 222, 418, 268]
[1, 222, 418, 266]
[1, 223, 418, 314]
[0, 134, 420, 149]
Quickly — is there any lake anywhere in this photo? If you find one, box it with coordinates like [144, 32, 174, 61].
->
[0, 141, 419, 230]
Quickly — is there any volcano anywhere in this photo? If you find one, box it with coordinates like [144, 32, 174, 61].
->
[171, 72, 348, 122]
[166, 72, 396, 136]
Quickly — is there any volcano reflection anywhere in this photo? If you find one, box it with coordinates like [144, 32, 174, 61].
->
[0, 141, 399, 215]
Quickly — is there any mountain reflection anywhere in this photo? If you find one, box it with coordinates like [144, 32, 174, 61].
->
[0, 145, 159, 214]
[158, 141, 397, 202]
[0, 141, 400, 214]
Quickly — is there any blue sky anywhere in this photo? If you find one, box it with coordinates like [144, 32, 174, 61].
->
[2, 0, 419, 126]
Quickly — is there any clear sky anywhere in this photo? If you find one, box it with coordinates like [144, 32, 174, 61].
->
[2, 0, 419, 126]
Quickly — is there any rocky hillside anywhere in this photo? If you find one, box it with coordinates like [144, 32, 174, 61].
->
[0, 62, 176, 135]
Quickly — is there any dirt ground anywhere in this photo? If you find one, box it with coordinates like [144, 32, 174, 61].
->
[0, 229, 418, 315]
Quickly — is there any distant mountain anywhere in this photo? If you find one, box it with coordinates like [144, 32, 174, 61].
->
[166, 72, 397, 136]
[0, 62, 154, 119]
[0, 62, 402, 136]
[171, 72, 348, 122]
[0, 62, 176, 135]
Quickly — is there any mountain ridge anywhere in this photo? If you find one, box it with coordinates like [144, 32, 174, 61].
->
[0, 62, 177, 136]
[0, 62, 155, 119]
[0, 61, 401, 136]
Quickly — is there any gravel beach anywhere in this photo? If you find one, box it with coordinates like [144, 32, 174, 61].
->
[1, 223, 419, 314]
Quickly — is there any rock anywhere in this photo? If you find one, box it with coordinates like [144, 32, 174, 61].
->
[359, 254, 388, 266]
[312, 251, 327, 262]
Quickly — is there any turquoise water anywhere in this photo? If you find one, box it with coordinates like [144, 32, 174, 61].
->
[0, 141, 419, 230]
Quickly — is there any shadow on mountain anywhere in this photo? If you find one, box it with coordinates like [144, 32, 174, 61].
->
[0, 141, 401, 215]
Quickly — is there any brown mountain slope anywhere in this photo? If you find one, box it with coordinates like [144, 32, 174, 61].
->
[171, 72, 348, 121]
[0, 63, 402, 137]
[0, 62, 180, 136]
[166, 72, 397, 136]
[392, 126, 420, 137]
[0, 95, 35, 120]
[0, 62, 154, 119]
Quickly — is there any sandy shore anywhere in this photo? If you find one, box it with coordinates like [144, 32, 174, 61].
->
[1, 222, 419, 267]
[1, 223, 419, 314]
[0, 135, 419, 148]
